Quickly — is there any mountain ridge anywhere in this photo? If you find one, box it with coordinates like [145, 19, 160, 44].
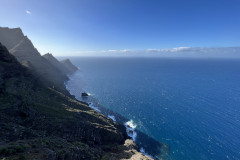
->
[60, 59, 78, 74]
[43, 53, 77, 74]
[0, 27, 76, 95]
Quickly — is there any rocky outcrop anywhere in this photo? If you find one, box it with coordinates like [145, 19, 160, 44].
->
[60, 59, 78, 73]
[0, 42, 153, 159]
[100, 139, 153, 160]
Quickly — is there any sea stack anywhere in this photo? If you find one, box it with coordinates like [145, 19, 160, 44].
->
[81, 92, 89, 97]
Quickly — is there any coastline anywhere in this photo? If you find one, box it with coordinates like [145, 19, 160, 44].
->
[65, 70, 169, 160]
[0, 27, 154, 160]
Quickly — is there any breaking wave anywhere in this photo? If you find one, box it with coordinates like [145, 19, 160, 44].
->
[124, 120, 137, 141]
[108, 115, 116, 121]
[88, 102, 101, 113]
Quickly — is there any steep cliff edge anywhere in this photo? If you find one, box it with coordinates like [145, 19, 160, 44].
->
[43, 53, 70, 75]
[0, 27, 71, 94]
[0, 43, 153, 159]
[60, 59, 78, 74]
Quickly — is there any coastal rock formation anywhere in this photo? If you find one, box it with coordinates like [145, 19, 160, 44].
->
[0, 27, 76, 94]
[0, 42, 153, 160]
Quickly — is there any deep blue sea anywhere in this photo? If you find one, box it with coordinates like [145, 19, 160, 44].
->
[65, 57, 240, 160]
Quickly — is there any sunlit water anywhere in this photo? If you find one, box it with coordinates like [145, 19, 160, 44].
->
[65, 57, 240, 160]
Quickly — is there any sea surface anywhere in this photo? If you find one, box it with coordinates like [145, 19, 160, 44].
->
[64, 57, 240, 160]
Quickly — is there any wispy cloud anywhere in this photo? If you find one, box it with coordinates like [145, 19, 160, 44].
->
[25, 10, 31, 15]
[61, 47, 240, 57]
[101, 49, 135, 53]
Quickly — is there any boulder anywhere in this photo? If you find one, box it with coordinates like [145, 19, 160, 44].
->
[81, 92, 89, 97]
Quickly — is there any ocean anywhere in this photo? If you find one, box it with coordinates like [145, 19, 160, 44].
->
[64, 57, 240, 160]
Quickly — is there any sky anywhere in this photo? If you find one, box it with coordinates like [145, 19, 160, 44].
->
[0, 0, 240, 56]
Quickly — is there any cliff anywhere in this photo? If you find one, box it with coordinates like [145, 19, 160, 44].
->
[0, 42, 153, 159]
[60, 59, 78, 74]
[42, 53, 70, 75]
[0, 27, 73, 94]
[0, 26, 154, 159]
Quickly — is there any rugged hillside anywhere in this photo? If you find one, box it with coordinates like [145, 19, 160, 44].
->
[60, 59, 78, 74]
[0, 27, 70, 94]
[0, 43, 153, 160]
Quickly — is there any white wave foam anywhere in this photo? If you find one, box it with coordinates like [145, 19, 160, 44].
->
[126, 120, 137, 129]
[124, 120, 137, 141]
[88, 102, 101, 113]
[108, 115, 116, 121]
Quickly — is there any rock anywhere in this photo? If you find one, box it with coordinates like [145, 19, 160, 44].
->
[81, 92, 89, 97]
[124, 139, 138, 150]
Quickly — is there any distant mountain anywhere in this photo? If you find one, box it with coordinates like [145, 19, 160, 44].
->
[60, 59, 78, 73]
[0, 27, 77, 94]
[42, 53, 70, 75]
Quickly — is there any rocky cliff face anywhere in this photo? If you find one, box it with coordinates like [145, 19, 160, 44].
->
[0, 43, 153, 160]
[0, 27, 72, 94]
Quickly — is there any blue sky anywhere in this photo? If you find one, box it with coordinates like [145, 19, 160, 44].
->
[0, 0, 240, 56]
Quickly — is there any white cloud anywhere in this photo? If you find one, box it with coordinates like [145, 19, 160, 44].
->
[147, 49, 168, 52]
[25, 10, 31, 15]
[101, 49, 135, 53]
[146, 47, 191, 53]
[171, 47, 190, 52]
